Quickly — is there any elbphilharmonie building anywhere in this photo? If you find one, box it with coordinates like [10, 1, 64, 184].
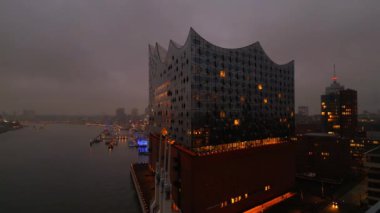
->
[148, 28, 295, 213]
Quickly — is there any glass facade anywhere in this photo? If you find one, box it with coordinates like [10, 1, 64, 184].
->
[149, 28, 295, 149]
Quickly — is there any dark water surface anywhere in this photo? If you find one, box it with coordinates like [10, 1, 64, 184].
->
[0, 124, 145, 213]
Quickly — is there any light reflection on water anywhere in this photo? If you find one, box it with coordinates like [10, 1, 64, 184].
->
[0, 124, 146, 213]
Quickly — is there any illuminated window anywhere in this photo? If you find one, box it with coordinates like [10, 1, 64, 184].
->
[278, 93, 282, 98]
[263, 98, 268, 104]
[264, 185, 271, 191]
[220, 111, 226, 118]
[333, 125, 340, 129]
[321, 152, 330, 156]
[231, 198, 235, 204]
[321, 112, 325, 116]
[245, 193, 248, 198]
[257, 84, 263, 90]
[219, 70, 226, 78]
[234, 119, 240, 126]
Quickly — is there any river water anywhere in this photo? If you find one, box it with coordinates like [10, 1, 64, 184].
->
[0, 124, 145, 213]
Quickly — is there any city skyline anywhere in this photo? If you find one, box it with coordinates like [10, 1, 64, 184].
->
[1, 1, 380, 115]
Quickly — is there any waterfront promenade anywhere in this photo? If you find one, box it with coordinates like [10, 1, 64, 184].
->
[130, 163, 155, 213]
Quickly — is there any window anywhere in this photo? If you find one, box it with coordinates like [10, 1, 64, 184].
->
[234, 119, 240, 126]
[258, 84, 263, 91]
[220, 111, 226, 119]
[219, 70, 226, 78]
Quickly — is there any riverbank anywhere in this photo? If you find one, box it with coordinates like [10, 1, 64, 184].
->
[0, 121, 23, 134]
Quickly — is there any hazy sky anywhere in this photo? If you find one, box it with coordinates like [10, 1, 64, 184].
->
[1, 0, 379, 115]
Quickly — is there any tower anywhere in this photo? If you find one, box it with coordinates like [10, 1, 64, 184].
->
[321, 66, 358, 138]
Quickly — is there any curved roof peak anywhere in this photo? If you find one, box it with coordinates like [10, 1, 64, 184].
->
[154, 42, 168, 63]
[189, 27, 293, 66]
[189, 27, 260, 49]
[150, 28, 294, 67]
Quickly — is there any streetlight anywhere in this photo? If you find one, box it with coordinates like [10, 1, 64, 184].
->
[332, 201, 339, 209]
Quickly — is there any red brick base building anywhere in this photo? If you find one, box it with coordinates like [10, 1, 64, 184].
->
[149, 134, 296, 213]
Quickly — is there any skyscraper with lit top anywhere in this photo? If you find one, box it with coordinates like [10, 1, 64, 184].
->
[148, 28, 296, 213]
[321, 68, 357, 138]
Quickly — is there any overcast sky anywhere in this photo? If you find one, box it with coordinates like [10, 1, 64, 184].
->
[1, 0, 379, 115]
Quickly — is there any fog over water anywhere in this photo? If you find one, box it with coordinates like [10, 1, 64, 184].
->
[1, 1, 380, 115]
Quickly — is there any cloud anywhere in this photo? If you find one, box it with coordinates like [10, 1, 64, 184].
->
[1, 0, 379, 114]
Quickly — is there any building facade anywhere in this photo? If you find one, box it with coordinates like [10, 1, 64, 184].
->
[296, 133, 350, 182]
[149, 28, 294, 149]
[321, 75, 358, 138]
[365, 146, 380, 206]
[148, 28, 295, 213]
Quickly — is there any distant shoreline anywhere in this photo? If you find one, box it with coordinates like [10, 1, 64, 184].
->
[0, 125, 23, 135]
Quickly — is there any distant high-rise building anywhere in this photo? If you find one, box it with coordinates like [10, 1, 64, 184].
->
[298, 106, 309, 116]
[321, 69, 357, 138]
[130, 108, 139, 119]
[148, 28, 295, 213]
[115, 107, 127, 125]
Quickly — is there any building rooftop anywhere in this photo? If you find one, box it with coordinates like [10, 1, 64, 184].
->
[174, 137, 291, 156]
[303, 132, 337, 137]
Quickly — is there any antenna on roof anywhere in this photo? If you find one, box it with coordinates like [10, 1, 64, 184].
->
[332, 64, 337, 82]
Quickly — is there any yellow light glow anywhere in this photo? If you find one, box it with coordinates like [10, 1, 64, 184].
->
[220, 70, 226, 78]
[258, 84, 263, 90]
[220, 111, 226, 118]
[161, 128, 168, 136]
[234, 119, 240, 126]
[244, 192, 295, 213]
[321, 112, 325, 116]
[333, 125, 340, 129]
[263, 98, 268, 104]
